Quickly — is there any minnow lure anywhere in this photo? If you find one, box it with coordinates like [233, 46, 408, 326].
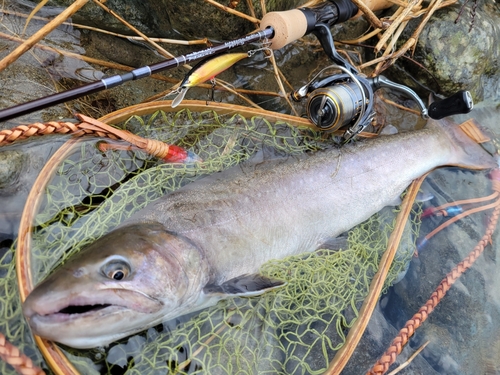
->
[171, 52, 250, 108]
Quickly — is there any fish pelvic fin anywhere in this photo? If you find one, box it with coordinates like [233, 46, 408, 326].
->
[171, 87, 188, 108]
[428, 116, 498, 170]
[203, 274, 285, 298]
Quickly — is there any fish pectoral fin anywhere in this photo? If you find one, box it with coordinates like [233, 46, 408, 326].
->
[316, 234, 348, 251]
[203, 274, 285, 297]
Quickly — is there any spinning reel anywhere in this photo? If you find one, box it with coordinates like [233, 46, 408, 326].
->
[290, 0, 474, 142]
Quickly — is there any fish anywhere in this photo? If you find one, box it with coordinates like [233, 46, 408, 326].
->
[171, 52, 249, 108]
[22, 115, 496, 349]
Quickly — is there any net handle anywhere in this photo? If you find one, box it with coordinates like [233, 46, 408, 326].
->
[323, 174, 429, 375]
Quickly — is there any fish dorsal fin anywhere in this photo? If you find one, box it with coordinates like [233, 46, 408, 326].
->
[204, 274, 285, 297]
[171, 87, 188, 108]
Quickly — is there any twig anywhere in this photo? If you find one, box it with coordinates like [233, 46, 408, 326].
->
[21, 0, 49, 35]
[215, 79, 263, 109]
[91, 0, 186, 64]
[0, 32, 177, 84]
[381, 18, 411, 57]
[245, 0, 257, 19]
[386, 341, 430, 375]
[277, 68, 295, 92]
[379, 93, 421, 116]
[350, 0, 388, 29]
[268, 53, 299, 116]
[374, 0, 422, 54]
[203, 0, 259, 24]
[260, 0, 267, 15]
[0, 0, 89, 72]
[408, 0, 448, 55]
[1, 9, 208, 45]
[385, 0, 411, 7]
[340, 28, 382, 44]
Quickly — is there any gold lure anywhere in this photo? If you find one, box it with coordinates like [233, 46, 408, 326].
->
[171, 52, 249, 108]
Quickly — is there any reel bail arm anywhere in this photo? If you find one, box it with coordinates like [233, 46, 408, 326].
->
[293, 71, 475, 141]
[369, 76, 473, 120]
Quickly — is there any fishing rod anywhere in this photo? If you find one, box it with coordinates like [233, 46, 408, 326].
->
[0, 0, 359, 122]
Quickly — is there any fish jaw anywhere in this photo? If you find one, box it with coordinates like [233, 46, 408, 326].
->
[23, 223, 211, 348]
[23, 287, 165, 348]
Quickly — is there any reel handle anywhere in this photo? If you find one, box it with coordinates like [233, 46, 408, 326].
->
[260, 0, 392, 50]
[428, 90, 474, 120]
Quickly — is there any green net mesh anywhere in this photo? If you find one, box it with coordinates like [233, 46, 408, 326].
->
[0, 108, 421, 375]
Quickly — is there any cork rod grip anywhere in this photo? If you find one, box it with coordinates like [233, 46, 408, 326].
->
[260, 9, 309, 50]
[260, 0, 393, 50]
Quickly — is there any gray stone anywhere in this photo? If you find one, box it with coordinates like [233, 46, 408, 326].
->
[34, 0, 304, 41]
[396, 1, 500, 102]
[0, 150, 26, 194]
[33, 0, 167, 36]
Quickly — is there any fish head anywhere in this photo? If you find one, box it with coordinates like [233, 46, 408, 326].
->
[23, 222, 209, 348]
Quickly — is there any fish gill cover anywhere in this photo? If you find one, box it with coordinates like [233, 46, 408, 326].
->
[0, 108, 419, 374]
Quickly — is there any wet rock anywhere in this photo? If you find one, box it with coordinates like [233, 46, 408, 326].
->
[87, 32, 158, 68]
[343, 305, 439, 374]
[0, 150, 26, 194]
[0, 11, 104, 126]
[0, 139, 67, 239]
[139, 0, 304, 41]
[35, 0, 304, 40]
[33, 0, 167, 36]
[396, 0, 500, 102]
[380, 167, 497, 375]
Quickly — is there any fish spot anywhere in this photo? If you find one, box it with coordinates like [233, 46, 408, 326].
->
[73, 267, 86, 278]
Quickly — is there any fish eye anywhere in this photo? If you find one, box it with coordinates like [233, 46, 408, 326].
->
[101, 259, 131, 281]
[111, 270, 125, 280]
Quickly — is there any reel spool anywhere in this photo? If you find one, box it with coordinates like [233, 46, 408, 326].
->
[306, 80, 368, 131]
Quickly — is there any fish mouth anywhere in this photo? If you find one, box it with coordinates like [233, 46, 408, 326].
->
[58, 303, 112, 315]
[23, 288, 166, 348]
[28, 304, 125, 325]
[23, 288, 163, 325]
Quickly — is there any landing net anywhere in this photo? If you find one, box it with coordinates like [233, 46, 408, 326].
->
[0, 107, 420, 374]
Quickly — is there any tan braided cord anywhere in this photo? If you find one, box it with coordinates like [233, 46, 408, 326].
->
[0, 119, 117, 145]
[0, 333, 45, 375]
[367, 174, 500, 374]
[0, 114, 181, 161]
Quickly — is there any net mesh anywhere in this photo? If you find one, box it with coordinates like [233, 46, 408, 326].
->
[0, 108, 420, 375]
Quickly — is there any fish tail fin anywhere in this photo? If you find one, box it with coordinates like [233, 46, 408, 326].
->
[428, 115, 497, 170]
[171, 87, 188, 108]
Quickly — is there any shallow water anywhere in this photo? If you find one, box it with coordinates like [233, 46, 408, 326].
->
[1, 1, 500, 375]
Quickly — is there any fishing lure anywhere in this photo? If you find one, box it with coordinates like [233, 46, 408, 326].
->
[171, 52, 250, 108]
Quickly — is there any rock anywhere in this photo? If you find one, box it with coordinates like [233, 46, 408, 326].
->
[0, 10, 104, 127]
[380, 167, 497, 374]
[0, 150, 26, 194]
[32, 0, 167, 36]
[395, 0, 500, 102]
[131, 0, 304, 41]
[34, 0, 304, 41]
